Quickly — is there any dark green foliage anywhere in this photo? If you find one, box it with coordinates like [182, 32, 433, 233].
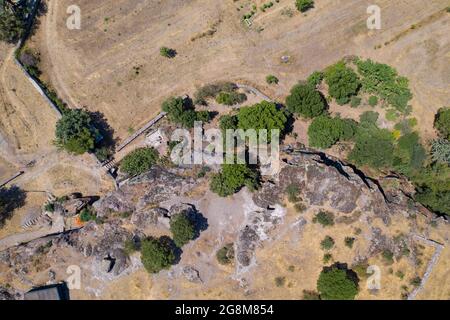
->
[0, 6, 27, 44]
[162, 96, 198, 128]
[410, 277, 422, 287]
[344, 237, 355, 249]
[170, 213, 196, 248]
[434, 107, 450, 140]
[79, 206, 96, 222]
[350, 96, 362, 108]
[120, 147, 159, 176]
[0, 186, 26, 228]
[216, 243, 235, 265]
[321, 236, 335, 250]
[141, 237, 176, 274]
[356, 59, 412, 113]
[393, 132, 426, 175]
[359, 111, 379, 124]
[237, 101, 288, 136]
[44, 203, 55, 213]
[323, 253, 333, 264]
[313, 211, 335, 227]
[194, 82, 237, 105]
[160, 46, 177, 58]
[295, 0, 314, 12]
[349, 121, 394, 169]
[266, 75, 279, 85]
[55, 109, 99, 155]
[196, 110, 212, 123]
[307, 71, 324, 87]
[324, 61, 360, 105]
[219, 114, 238, 131]
[216, 91, 247, 106]
[210, 164, 259, 197]
[286, 84, 326, 118]
[317, 264, 359, 300]
[368, 95, 378, 107]
[308, 115, 357, 149]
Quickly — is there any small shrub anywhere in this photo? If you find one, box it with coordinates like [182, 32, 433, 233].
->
[216, 243, 235, 265]
[395, 270, 405, 280]
[410, 276, 422, 287]
[120, 147, 159, 176]
[323, 253, 333, 264]
[382, 249, 394, 264]
[307, 71, 324, 87]
[79, 206, 96, 222]
[124, 238, 140, 255]
[294, 202, 307, 213]
[321, 236, 335, 250]
[275, 276, 286, 287]
[216, 91, 247, 106]
[344, 237, 355, 249]
[295, 0, 314, 12]
[266, 75, 279, 85]
[160, 46, 177, 58]
[350, 96, 362, 108]
[368, 95, 379, 107]
[286, 184, 300, 202]
[44, 203, 55, 213]
[313, 211, 335, 227]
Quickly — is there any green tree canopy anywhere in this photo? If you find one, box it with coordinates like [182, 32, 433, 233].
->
[435, 107, 450, 140]
[170, 213, 196, 248]
[0, 5, 26, 44]
[140, 237, 176, 274]
[120, 147, 159, 176]
[210, 164, 259, 197]
[237, 101, 288, 136]
[324, 61, 360, 105]
[55, 109, 99, 155]
[295, 0, 315, 12]
[286, 84, 326, 118]
[308, 115, 357, 149]
[317, 264, 359, 300]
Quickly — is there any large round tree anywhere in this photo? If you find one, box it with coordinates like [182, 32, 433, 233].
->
[0, 6, 26, 44]
[317, 264, 359, 300]
[285, 84, 326, 118]
[140, 237, 175, 274]
[170, 213, 196, 248]
[55, 109, 99, 155]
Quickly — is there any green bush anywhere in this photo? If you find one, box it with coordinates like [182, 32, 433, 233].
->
[350, 96, 362, 108]
[368, 95, 378, 107]
[321, 236, 335, 250]
[307, 71, 324, 87]
[431, 139, 450, 164]
[210, 164, 259, 197]
[295, 0, 314, 12]
[434, 107, 450, 140]
[324, 61, 360, 105]
[349, 121, 394, 169]
[219, 115, 238, 131]
[313, 211, 335, 227]
[194, 82, 237, 105]
[266, 75, 279, 85]
[286, 84, 326, 118]
[55, 109, 99, 155]
[275, 276, 286, 287]
[286, 184, 300, 202]
[162, 96, 198, 128]
[323, 253, 333, 264]
[317, 264, 359, 300]
[160, 46, 176, 58]
[0, 6, 27, 44]
[382, 250, 394, 264]
[237, 101, 288, 138]
[344, 237, 355, 248]
[216, 91, 247, 106]
[308, 115, 357, 149]
[356, 59, 412, 113]
[170, 213, 196, 248]
[124, 238, 140, 255]
[120, 147, 159, 176]
[141, 237, 176, 274]
[79, 206, 96, 222]
[216, 243, 235, 265]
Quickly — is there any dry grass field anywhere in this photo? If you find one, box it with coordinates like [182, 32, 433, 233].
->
[30, 0, 449, 141]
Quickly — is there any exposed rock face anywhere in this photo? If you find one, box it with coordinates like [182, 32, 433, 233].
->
[182, 266, 202, 283]
[131, 207, 170, 229]
[253, 151, 420, 224]
[93, 166, 197, 217]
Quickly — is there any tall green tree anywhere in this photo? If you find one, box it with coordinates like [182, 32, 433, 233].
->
[55, 109, 99, 155]
[286, 84, 326, 118]
[308, 116, 357, 149]
[140, 237, 176, 274]
[210, 164, 259, 197]
[324, 61, 360, 105]
[170, 213, 196, 248]
[0, 5, 27, 44]
[317, 264, 359, 300]
[435, 107, 450, 140]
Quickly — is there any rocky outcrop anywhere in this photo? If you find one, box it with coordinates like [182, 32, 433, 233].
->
[254, 151, 422, 224]
[93, 166, 197, 217]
